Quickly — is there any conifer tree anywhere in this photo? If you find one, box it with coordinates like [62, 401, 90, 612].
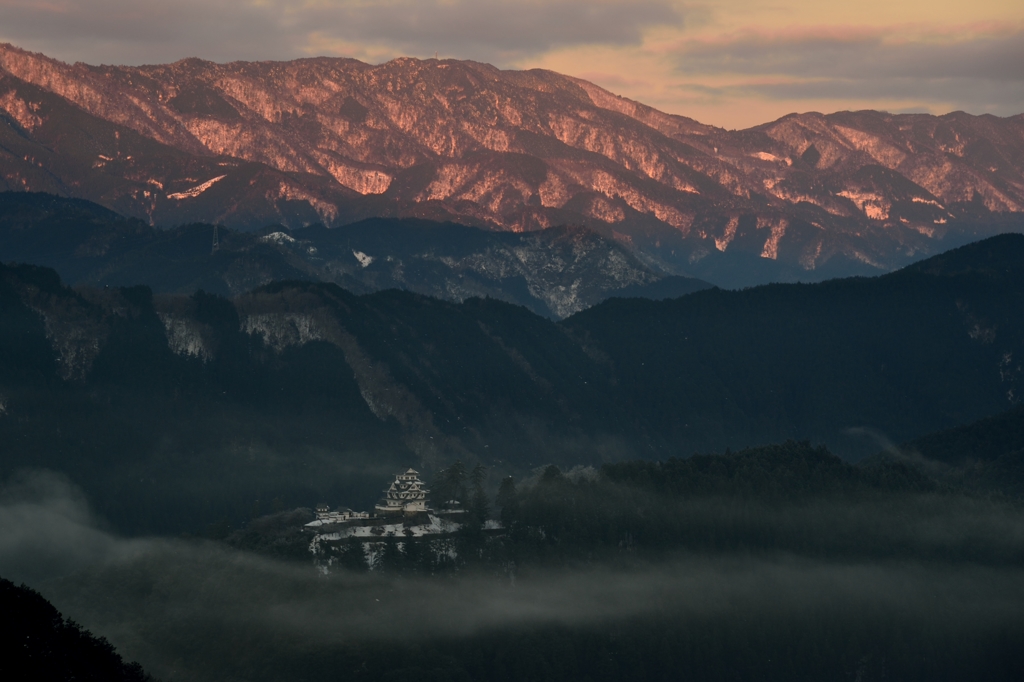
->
[338, 536, 368, 572]
[434, 460, 468, 509]
[376, 533, 404, 574]
[469, 464, 490, 525]
[496, 476, 519, 528]
[402, 533, 434, 574]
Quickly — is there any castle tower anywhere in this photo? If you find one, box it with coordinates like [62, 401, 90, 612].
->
[374, 468, 429, 516]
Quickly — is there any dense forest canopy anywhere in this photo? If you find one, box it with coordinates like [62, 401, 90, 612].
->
[2, 231, 1024, 535]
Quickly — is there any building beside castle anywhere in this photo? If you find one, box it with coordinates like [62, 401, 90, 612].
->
[306, 504, 371, 528]
[374, 468, 429, 516]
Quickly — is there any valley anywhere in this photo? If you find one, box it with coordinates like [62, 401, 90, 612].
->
[1, 37, 1023, 682]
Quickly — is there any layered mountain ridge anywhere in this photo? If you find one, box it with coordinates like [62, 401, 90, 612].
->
[0, 192, 712, 317]
[1, 42, 1023, 286]
[3, 234, 1023, 523]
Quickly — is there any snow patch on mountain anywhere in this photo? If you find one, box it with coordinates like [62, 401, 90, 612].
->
[838, 190, 890, 220]
[834, 125, 906, 169]
[167, 174, 227, 200]
[314, 154, 392, 194]
[26, 305, 107, 382]
[715, 216, 740, 252]
[752, 151, 791, 166]
[272, 182, 340, 224]
[260, 231, 295, 244]
[0, 91, 43, 131]
[761, 219, 788, 260]
[159, 315, 212, 360]
[241, 313, 324, 352]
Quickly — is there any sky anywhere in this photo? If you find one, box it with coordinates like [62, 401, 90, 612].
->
[0, 0, 1021, 129]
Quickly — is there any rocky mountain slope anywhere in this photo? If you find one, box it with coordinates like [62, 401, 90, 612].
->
[2, 43, 1023, 286]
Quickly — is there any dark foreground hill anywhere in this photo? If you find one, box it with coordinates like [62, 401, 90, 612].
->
[0, 192, 711, 318]
[864, 404, 1024, 498]
[905, 405, 1024, 468]
[0, 577, 150, 682]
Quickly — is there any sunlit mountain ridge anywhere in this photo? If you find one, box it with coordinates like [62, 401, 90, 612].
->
[2, 43, 1023, 287]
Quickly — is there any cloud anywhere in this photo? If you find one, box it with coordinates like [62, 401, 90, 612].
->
[0, 0, 293, 64]
[0, 470, 147, 581]
[0, 0, 682, 65]
[307, 0, 680, 58]
[676, 26, 1024, 80]
[667, 25, 1024, 113]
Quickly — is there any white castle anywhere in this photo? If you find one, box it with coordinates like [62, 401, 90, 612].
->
[305, 469, 501, 572]
[374, 468, 429, 516]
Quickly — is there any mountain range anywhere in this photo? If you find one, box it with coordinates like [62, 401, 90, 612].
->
[2, 43, 1023, 288]
[0, 192, 711, 318]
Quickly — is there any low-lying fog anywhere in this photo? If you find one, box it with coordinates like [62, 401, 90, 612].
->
[3, 471, 1024, 681]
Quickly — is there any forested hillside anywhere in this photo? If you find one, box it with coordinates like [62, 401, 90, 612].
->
[2, 234, 1024, 534]
[566, 234, 1024, 455]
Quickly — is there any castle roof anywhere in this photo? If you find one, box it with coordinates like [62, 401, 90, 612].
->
[375, 468, 429, 514]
